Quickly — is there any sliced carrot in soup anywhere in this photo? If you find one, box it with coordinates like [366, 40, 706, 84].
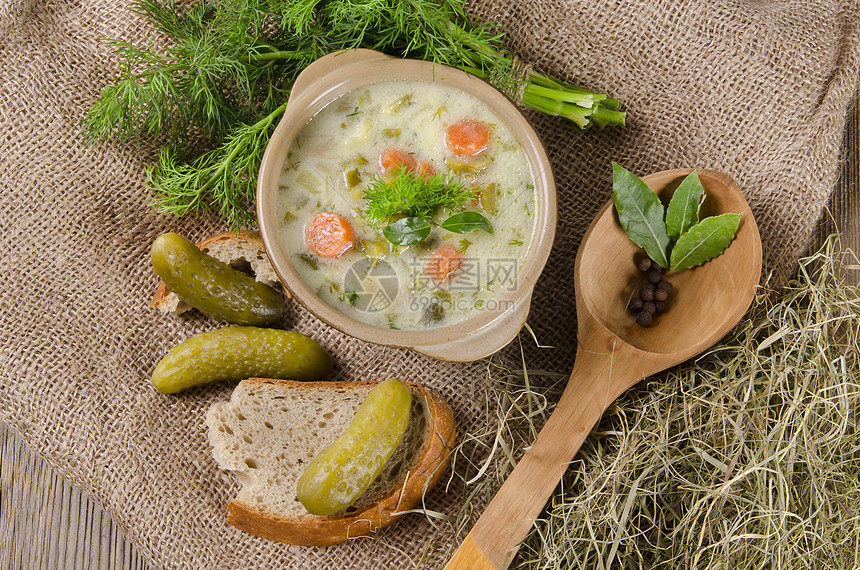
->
[416, 159, 436, 178]
[378, 148, 417, 173]
[445, 119, 490, 157]
[305, 212, 355, 258]
[427, 243, 463, 284]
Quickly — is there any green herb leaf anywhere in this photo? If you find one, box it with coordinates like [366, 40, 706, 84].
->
[670, 213, 742, 271]
[612, 163, 671, 268]
[382, 217, 431, 246]
[666, 170, 705, 239]
[299, 252, 318, 270]
[339, 290, 359, 306]
[440, 212, 493, 235]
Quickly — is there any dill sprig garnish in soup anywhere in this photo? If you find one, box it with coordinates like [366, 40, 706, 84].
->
[276, 80, 537, 330]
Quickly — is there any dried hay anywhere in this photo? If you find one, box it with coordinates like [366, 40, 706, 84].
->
[433, 235, 860, 569]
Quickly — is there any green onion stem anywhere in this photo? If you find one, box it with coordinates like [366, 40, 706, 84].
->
[531, 72, 622, 111]
[589, 106, 627, 125]
[522, 91, 592, 128]
[462, 65, 626, 128]
[525, 83, 599, 107]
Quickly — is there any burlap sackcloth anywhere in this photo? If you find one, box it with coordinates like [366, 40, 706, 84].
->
[1, 0, 859, 568]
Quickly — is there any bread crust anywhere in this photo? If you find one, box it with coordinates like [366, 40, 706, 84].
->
[222, 378, 457, 546]
[151, 230, 286, 311]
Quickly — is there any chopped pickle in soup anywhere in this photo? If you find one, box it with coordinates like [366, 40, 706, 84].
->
[277, 80, 537, 330]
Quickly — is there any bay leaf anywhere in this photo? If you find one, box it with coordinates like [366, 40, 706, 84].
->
[666, 170, 704, 239]
[382, 216, 431, 246]
[440, 211, 493, 234]
[612, 163, 670, 267]
[669, 212, 742, 271]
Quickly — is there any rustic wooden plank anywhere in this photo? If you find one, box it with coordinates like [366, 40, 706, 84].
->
[0, 423, 149, 570]
[0, 422, 21, 570]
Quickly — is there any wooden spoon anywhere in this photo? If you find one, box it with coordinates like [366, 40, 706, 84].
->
[444, 169, 762, 569]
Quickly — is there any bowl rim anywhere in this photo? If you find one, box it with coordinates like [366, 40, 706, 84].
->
[257, 49, 557, 357]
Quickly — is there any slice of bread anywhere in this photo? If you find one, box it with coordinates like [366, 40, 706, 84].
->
[205, 378, 457, 546]
[151, 230, 286, 315]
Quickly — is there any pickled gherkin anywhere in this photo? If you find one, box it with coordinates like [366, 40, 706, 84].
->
[477, 182, 499, 215]
[444, 155, 492, 176]
[297, 378, 411, 516]
[343, 169, 362, 188]
[151, 326, 332, 394]
[151, 233, 285, 326]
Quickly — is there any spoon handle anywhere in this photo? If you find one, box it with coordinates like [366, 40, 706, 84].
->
[444, 343, 648, 569]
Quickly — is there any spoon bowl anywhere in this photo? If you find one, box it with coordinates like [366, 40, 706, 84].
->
[578, 169, 761, 355]
[445, 168, 762, 569]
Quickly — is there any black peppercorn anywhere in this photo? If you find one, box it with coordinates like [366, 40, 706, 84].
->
[640, 283, 656, 302]
[629, 257, 677, 327]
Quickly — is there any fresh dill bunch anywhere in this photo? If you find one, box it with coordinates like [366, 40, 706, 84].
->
[80, 39, 189, 143]
[81, 0, 302, 145]
[362, 168, 481, 227]
[281, 0, 511, 84]
[148, 101, 287, 228]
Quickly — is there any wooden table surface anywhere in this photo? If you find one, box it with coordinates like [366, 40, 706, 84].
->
[2, 94, 858, 570]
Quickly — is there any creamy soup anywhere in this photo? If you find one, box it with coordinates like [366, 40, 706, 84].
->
[277, 79, 536, 330]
